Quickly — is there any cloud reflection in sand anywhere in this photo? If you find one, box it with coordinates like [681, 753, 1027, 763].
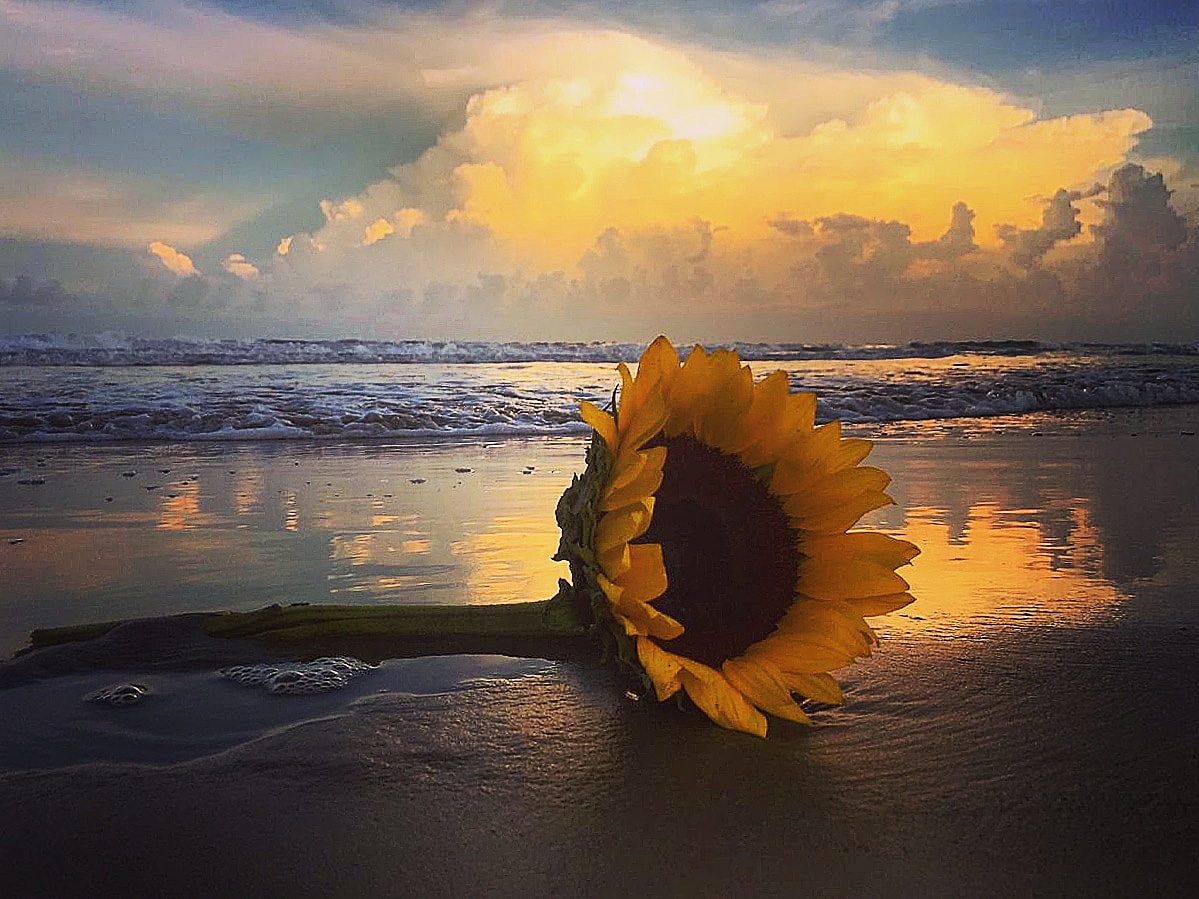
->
[3, 413, 1196, 657]
[890, 501, 1125, 635]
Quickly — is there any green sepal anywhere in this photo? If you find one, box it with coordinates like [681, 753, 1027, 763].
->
[554, 426, 653, 694]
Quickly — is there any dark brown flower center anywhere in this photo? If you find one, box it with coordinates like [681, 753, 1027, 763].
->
[635, 435, 799, 668]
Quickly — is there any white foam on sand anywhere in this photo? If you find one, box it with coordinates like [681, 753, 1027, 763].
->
[219, 656, 373, 695]
[0, 653, 553, 772]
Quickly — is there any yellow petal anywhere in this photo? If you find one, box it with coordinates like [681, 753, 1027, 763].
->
[618, 362, 636, 419]
[790, 490, 895, 535]
[616, 339, 680, 452]
[833, 438, 874, 472]
[801, 532, 920, 570]
[677, 664, 768, 737]
[781, 671, 844, 705]
[613, 543, 669, 604]
[597, 542, 631, 580]
[780, 599, 878, 649]
[636, 336, 680, 393]
[738, 387, 820, 469]
[623, 337, 679, 424]
[722, 656, 812, 725]
[784, 389, 818, 433]
[594, 498, 655, 555]
[797, 557, 911, 602]
[845, 591, 916, 617]
[784, 466, 893, 523]
[604, 448, 647, 494]
[663, 345, 715, 437]
[600, 573, 681, 638]
[618, 597, 685, 641]
[637, 636, 683, 700]
[721, 369, 790, 456]
[768, 420, 855, 495]
[768, 426, 836, 495]
[618, 388, 668, 455]
[695, 362, 755, 452]
[600, 446, 666, 512]
[746, 632, 859, 674]
[580, 401, 617, 452]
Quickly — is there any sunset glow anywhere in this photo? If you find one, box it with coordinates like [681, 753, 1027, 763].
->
[1, 1, 1196, 341]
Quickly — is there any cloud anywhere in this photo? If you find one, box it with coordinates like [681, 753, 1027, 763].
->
[166, 274, 213, 310]
[0, 1, 444, 135]
[0, 273, 66, 306]
[2, 3, 1192, 342]
[996, 189, 1090, 268]
[767, 215, 814, 238]
[1074, 163, 1199, 338]
[221, 253, 259, 280]
[0, 5, 1158, 244]
[226, 29, 1153, 340]
[930, 201, 977, 260]
[148, 241, 199, 277]
[0, 159, 268, 248]
[1093, 164, 1188, 265]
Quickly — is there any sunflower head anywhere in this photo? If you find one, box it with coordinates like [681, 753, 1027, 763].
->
[556, 336, 919, 737]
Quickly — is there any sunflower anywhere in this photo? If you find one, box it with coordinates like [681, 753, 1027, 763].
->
[555, 336, 918, 737]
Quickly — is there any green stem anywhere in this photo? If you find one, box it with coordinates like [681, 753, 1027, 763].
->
[204, 591, 591, 657]
[27, 586, 596, 663]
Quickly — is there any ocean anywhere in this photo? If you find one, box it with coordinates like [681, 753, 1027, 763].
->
[4, 334, 1199, 443]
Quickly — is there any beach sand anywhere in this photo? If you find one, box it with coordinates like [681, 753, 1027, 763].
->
[2, 408, 1198, 897]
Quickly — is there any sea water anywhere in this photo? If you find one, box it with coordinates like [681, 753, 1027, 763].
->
[3, 336, 1199, 443]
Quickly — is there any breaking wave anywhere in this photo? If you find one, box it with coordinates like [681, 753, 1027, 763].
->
[3, 334, 1199, 443]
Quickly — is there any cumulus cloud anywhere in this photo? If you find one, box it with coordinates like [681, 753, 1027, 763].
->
[148, 241, 199, 277]
[362, 219, 394, 246]
[928, 202, 977, 260]
[996, 189, 1090, 268]
[245, 33, 1153, 339]
[1093, 164, 1188, 268]
[1071, 163, 1199, 338]
[221, 253, 259, 280]
[3, 2, 1193, 341]
[10, 3, 1147, 255]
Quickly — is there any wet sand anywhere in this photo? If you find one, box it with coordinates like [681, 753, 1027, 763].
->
[2, 408, 1198, 896]
[0, 437, 582, 658]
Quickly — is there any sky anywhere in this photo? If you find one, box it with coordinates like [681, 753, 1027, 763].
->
[1, 0, 1198, 344]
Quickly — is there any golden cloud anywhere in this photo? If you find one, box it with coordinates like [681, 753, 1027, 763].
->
[435, 68, 1151, 267]
[221, 252, 259, 279]
[148, 240, 198, 277]
[264, 26, 1167, 341]
[363, 217, 396, 246]
[288, 29, 1151, 285]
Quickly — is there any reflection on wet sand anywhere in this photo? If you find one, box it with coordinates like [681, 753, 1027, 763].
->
[452, 514, 568, 604]
[864, 408, 1199, 635]
[0, 439, 577, 656]
[2, 409, 1198, 657]
[894, 501, 1124, 633]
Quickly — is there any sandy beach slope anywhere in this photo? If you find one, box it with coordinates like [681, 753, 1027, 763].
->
[1, 407, 1197, 897]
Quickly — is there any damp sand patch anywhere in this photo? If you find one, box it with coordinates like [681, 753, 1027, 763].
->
[0, 649, 552, 772]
